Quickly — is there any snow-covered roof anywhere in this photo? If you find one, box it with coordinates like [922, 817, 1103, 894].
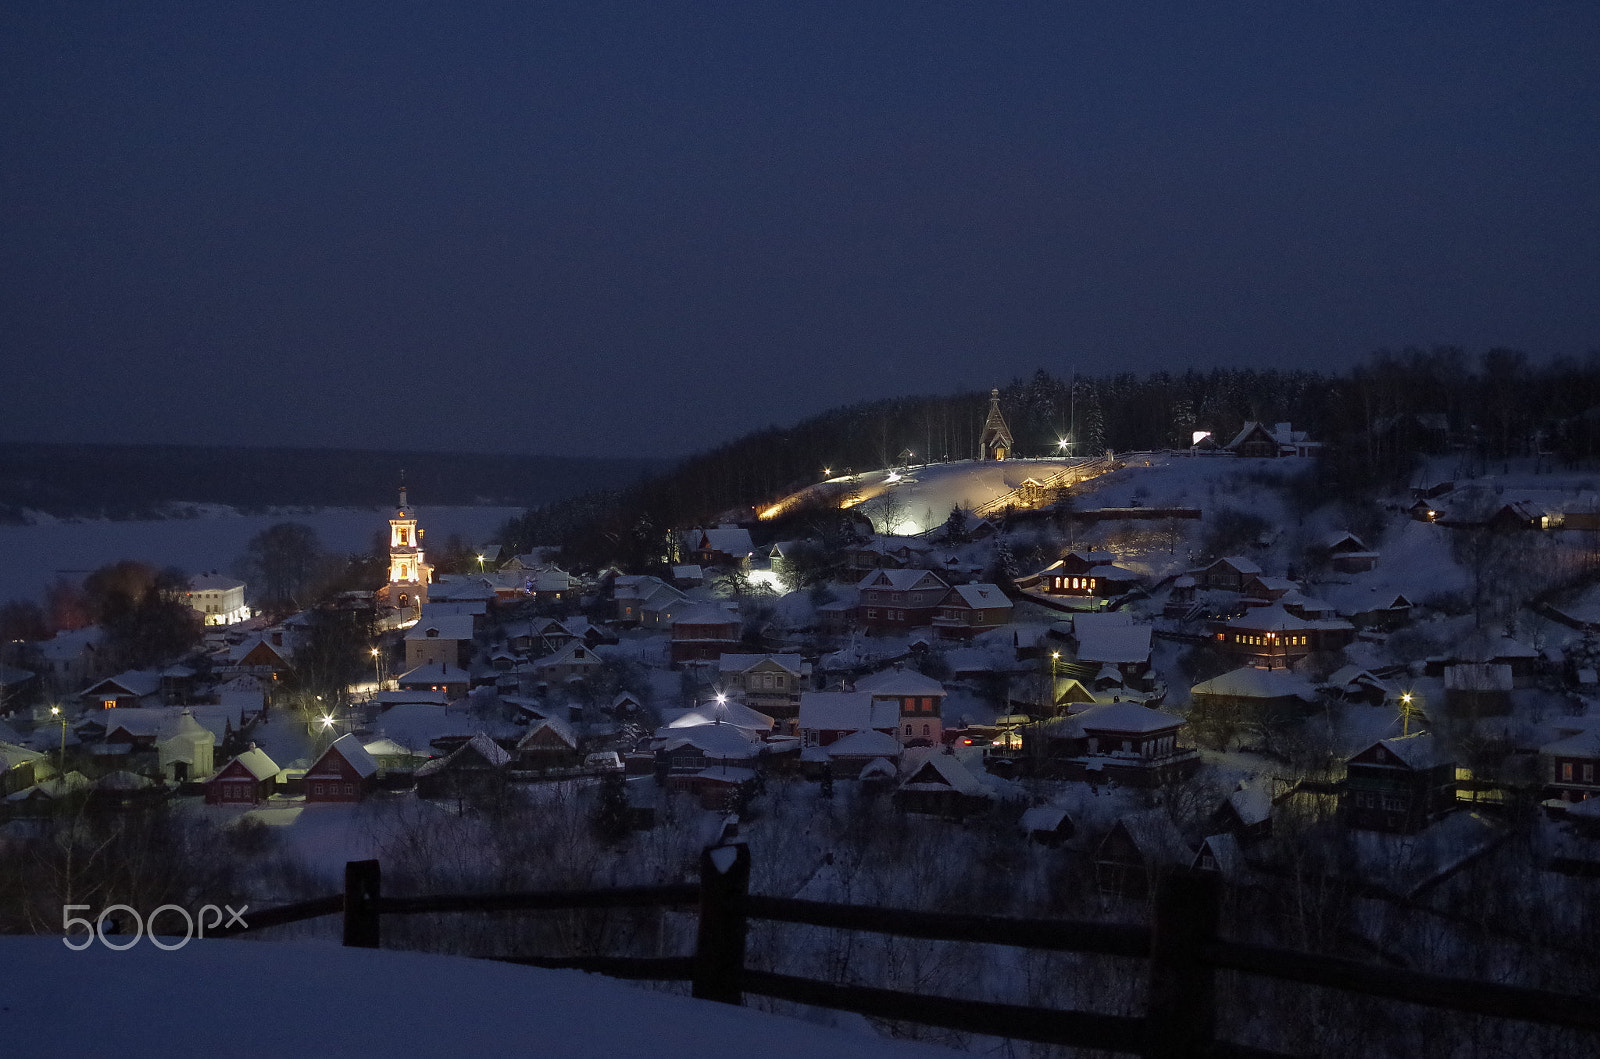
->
[1191, 667, 1316, 700]
[690, 525, 755, 557]
[226, 746, 280, 782]
[944, 583, 1012, 609]
[81, 669, 162, 699]
[1075, 701, 1183, 735]
[666, 700, 774, 734]
[798, 692, 898, 732]
[362, 737, 417, 758]
[1020, 805, 1071, 833]
[318, 733, 379, 779]
[670, 603, 741, 627]
[1363, 732, 1451, 771]
[518, 715, 578, 751]
[855, 568, 947, 592]
[405, 615, 475, 642]
[718, 653, 804, 676]
[1204, 555, 1262, 576]
[1072, 613, 1152, 665]
[1541, 728, 1600, 758]
[897, 748, 989, 797]
[397, 662, 473, 685]
[826, 729, 901, 759]
[855, 667, 945, 698]
[661, 724, 763, 759]
[1227, 784, 1273, 827]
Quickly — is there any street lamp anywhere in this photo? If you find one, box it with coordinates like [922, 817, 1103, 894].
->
[371, 647, 382, 689]
[477, 554, 486, 573]
[1400, 691, 1416, 735]
[49, 704, 67, 778]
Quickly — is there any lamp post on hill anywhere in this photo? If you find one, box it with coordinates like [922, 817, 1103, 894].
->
[49, 704, 67, 778]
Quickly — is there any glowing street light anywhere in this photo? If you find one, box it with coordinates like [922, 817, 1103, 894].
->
[49, 704, 67, 776]
[477, 554, 486, 573]
[1400, 691, 1416, 735]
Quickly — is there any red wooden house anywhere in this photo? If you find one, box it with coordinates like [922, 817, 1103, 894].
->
[204, 746, 279, 805]
[932, 583, 1013, 640]
[305, 734, 379, 802]
[856, 569, 949, 633]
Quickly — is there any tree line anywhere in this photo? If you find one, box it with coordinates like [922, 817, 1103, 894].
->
[495, 348, 1600, 571]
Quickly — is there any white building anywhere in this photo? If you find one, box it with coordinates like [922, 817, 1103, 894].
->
[187, 573, 250, 626]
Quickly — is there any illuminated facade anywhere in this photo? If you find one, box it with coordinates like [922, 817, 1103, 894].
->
[388, 483, 431, 621]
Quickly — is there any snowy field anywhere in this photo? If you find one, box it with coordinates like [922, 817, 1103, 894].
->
[0, 506, 523, 604]
[0, 936, 959, 1058]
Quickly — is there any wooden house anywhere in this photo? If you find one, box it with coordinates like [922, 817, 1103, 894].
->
[1211, 783, 1273, 843]
[415, 733, 512, 800]
[305, 734, 379, 803]
[404, 615, 475, 669]
[1094, 810, 1190, 898]
[1019, 805, 1075, 846]
[80, 670, 161, 710]
[1324, 531, 1379, 573]
[204, 746, 279, 806]
[1215, 604, 1356, 669]
[396, 662, 472, 698]
[685, 525, 755, 568]
[856, 569, 950, 633]
[1342, 733, 1456, 834]
[670, 604, 743, 664]
[718, 654, 808, 728]
[893, 749, 993, 818]
[1540, 728, 1600, 803]
[856, 667, 947, 748]
[1195, 556, 1262, 593]
[932, 583, 1013, 640]
[516, 716, 581, 772]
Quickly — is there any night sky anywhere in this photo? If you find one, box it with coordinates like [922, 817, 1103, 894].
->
[3, 2, 1597, 458]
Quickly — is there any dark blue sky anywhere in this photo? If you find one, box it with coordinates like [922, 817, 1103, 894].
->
[3, 2, 1597, 457]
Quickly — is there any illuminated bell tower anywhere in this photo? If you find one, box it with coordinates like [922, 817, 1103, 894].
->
[388, 479, 430, 621]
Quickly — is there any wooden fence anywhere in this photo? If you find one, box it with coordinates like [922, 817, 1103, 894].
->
[211, 847, 1600, 1058]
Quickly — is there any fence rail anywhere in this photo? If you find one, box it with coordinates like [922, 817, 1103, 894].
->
[188, 848, 1597, 1057]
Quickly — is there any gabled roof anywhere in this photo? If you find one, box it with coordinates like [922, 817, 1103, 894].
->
[665, 700, 774, 734]
[1224, 421, 1278, 451]
[1360, 732, 1451, 770]
[81, 669, 162, 699]
[531, 639, 602, 670]
[719, 653, 804, 677]
[691, 525, 755, 557]
[1202, 555, 1262, 576]
[856, 568, 948, 593]
[518, 715, 578, 751]
[405, 615, 475, 642]
[855, 667, 945, 698]
[897, 748, 988, 797]
[312, 734, 379, 779]
[944, 583, 1012, 610]
[221, 746, 279, 782]
[1227, 784, 1273, 827]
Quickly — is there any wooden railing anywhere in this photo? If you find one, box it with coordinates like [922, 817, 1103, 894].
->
[210, 848, 1599, 1058]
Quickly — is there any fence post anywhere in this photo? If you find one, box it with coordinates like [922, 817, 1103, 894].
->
[1145, 868, 1220, 1059]
[693, 842, 750, 1004]
[344, 859, 381, 948]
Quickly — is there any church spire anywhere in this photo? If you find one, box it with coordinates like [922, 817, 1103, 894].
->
[980, 388, 1014, 460]
[398, 469, 408, 514]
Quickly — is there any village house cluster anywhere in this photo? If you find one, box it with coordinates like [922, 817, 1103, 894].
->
[5, 393, 1600, 907]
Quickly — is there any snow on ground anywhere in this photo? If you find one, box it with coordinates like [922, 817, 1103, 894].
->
[0, 936, 960, 1058]
[0, 505, 522, 604]
[777, 458, 1100, 534]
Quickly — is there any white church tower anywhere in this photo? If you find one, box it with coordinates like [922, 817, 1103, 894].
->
[388, 478, 430, 623]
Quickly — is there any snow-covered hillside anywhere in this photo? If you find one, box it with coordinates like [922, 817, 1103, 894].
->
[1, 936, 959, 1058]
